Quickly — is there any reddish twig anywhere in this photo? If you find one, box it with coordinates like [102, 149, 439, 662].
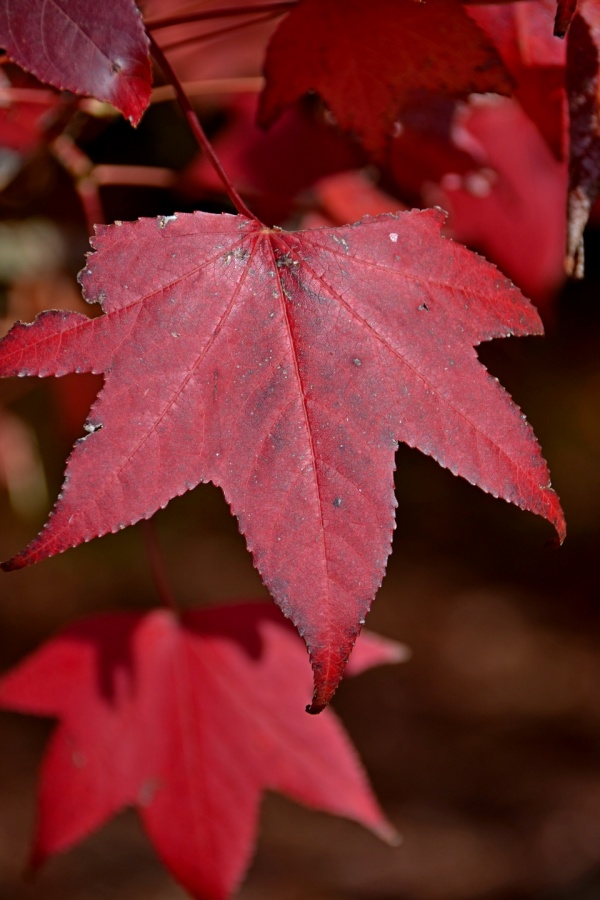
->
[51, 136, 178, 231]
[148, 34, 258, 220]
[145, 1, 294, 31]
[50, 134, 104, 234]
[151, 77, 264, 103]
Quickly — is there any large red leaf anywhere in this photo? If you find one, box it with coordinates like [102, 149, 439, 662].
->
[0, 604, 402, 900]
[258, 0, 513, 155]
[0, 0, 151, 125]
[0, 209, 565, 709]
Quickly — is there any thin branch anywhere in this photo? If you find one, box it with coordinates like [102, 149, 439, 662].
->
[148, 34, 258, 221]
[75, 178, 106, 234]
[50, 134, 103, 234]
[93, 164, 177, 188]
[146, 1, 295, 31]
[151, 77, 264, 104]
[142, 520, 180, 613]
[0, 86, 58, 105]
[158, 9, 281, 55]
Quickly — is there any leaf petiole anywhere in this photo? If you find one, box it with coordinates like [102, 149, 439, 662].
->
[148, 34, 258, 221]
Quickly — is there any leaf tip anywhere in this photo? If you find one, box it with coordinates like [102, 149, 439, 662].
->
[374, 819, 402, 847]
[307, 644, 355, 713]
[550, 508, 567, 547]
[543, 486, 566, 545]
[1, 556, 23, 573]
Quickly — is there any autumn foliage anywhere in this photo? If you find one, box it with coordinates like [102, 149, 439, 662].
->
[0, 0, 594, 897]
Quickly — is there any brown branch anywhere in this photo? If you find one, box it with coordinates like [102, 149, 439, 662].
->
[151, 77, 264, 104]
[146, 1, 295, 31]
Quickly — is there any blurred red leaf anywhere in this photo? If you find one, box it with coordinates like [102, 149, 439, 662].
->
[387, 97, 477, 202]
[0, 68, 60, 155]
[468, 0, 567, 158]
[0, 603, 401, 900]
[0, 0, 152, 125]
[300, 169, 402, 231]
[0, 209, 564, 708]
[434, 97, 567, 309]
[259, 0, 512, 155]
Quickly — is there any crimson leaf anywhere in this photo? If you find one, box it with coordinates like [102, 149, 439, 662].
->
[258, 0, 513, 155]
[0, 603, 402, 900]
[436, 97, 567, 308]
[0, 209, 565, 709]
[0, 0, 151, 125]
[467, 0, 566, 160]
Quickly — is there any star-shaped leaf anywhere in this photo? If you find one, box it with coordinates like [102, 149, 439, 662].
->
[0, 603, 403, 899]
[0, 209, 564, 709]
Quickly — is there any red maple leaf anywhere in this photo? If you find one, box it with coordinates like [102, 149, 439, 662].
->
[0, 0, 152, 125]
[258, 0, 513, 155]
[0, 209, 565, 709]
[0, 603, 402, 900]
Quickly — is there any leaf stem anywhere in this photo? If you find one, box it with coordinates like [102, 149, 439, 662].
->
[50, 133, 104, 234]
[145, 2, 295, 31]
[148, 34, 258, 220]
[142, 520, 180, 613]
